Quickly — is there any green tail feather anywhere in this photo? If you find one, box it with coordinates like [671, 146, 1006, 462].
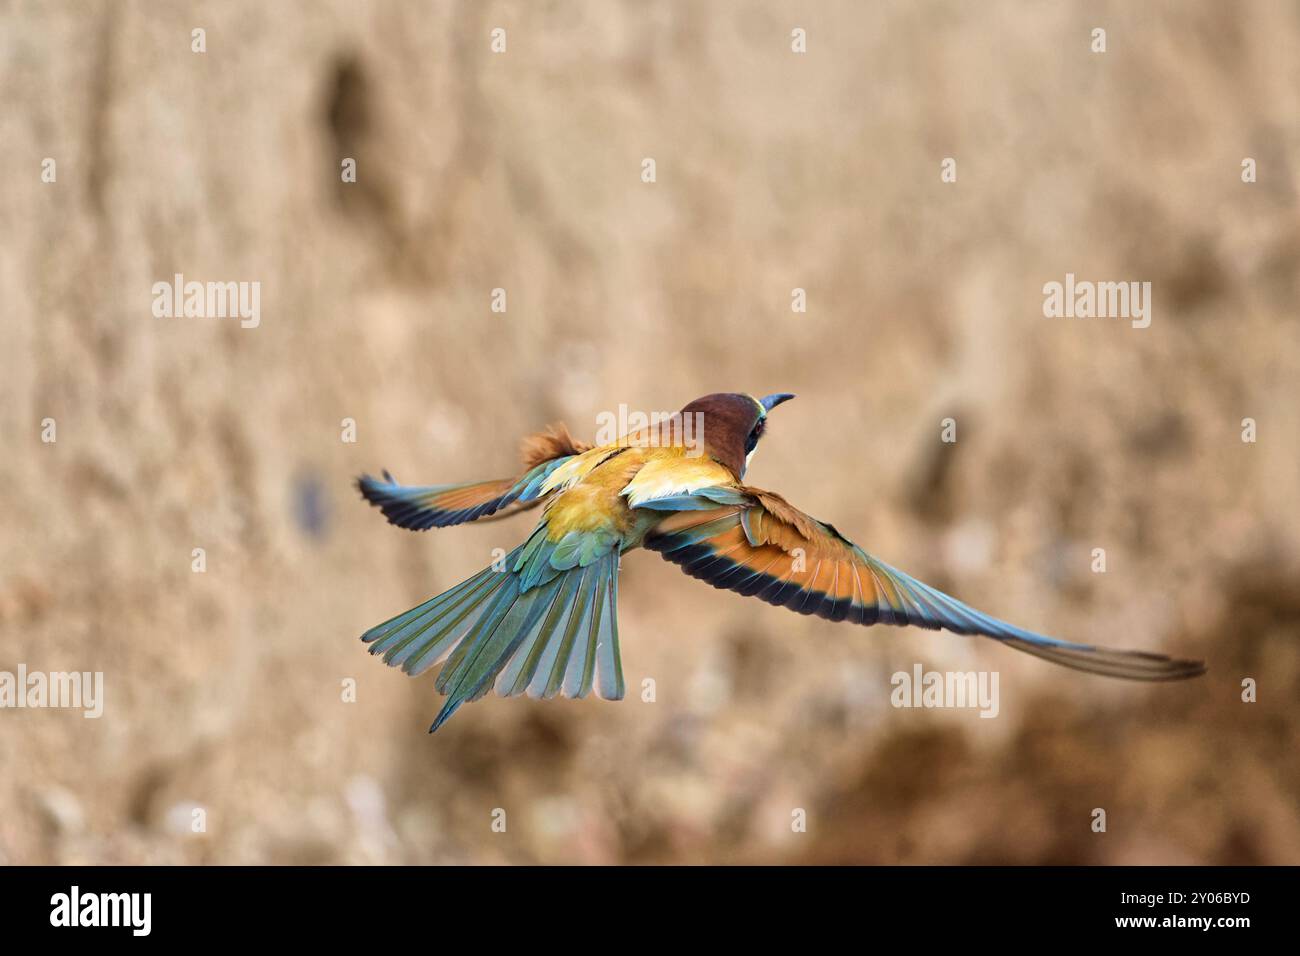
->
[361, 543, 624, 733]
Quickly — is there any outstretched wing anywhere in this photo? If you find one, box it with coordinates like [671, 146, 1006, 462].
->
[357, 467, 557, 530]
[640, 486, 1205, 681]
[357, 423, 591, 530]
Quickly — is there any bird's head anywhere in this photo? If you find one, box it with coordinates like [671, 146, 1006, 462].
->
[678, 392, 795, 478]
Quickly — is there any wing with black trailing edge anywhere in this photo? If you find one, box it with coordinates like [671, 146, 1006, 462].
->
[640, 485, 1205, 681]
[357, 423, 591, 531]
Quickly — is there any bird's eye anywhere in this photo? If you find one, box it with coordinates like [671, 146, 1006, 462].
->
[744, 419, 765, 454]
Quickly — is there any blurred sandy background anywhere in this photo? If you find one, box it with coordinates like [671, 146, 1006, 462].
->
[2, 0, 1298, 865]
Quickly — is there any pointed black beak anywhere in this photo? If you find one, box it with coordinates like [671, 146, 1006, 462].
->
[760, 393, 796, 412]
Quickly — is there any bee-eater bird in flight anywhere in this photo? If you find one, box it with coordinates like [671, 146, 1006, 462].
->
[357, 392, 1205, 732]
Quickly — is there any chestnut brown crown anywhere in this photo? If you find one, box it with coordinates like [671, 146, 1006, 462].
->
[678, 392, 795, 477]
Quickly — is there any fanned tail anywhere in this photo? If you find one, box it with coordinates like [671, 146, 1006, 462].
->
[360, 542, 624, 732]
